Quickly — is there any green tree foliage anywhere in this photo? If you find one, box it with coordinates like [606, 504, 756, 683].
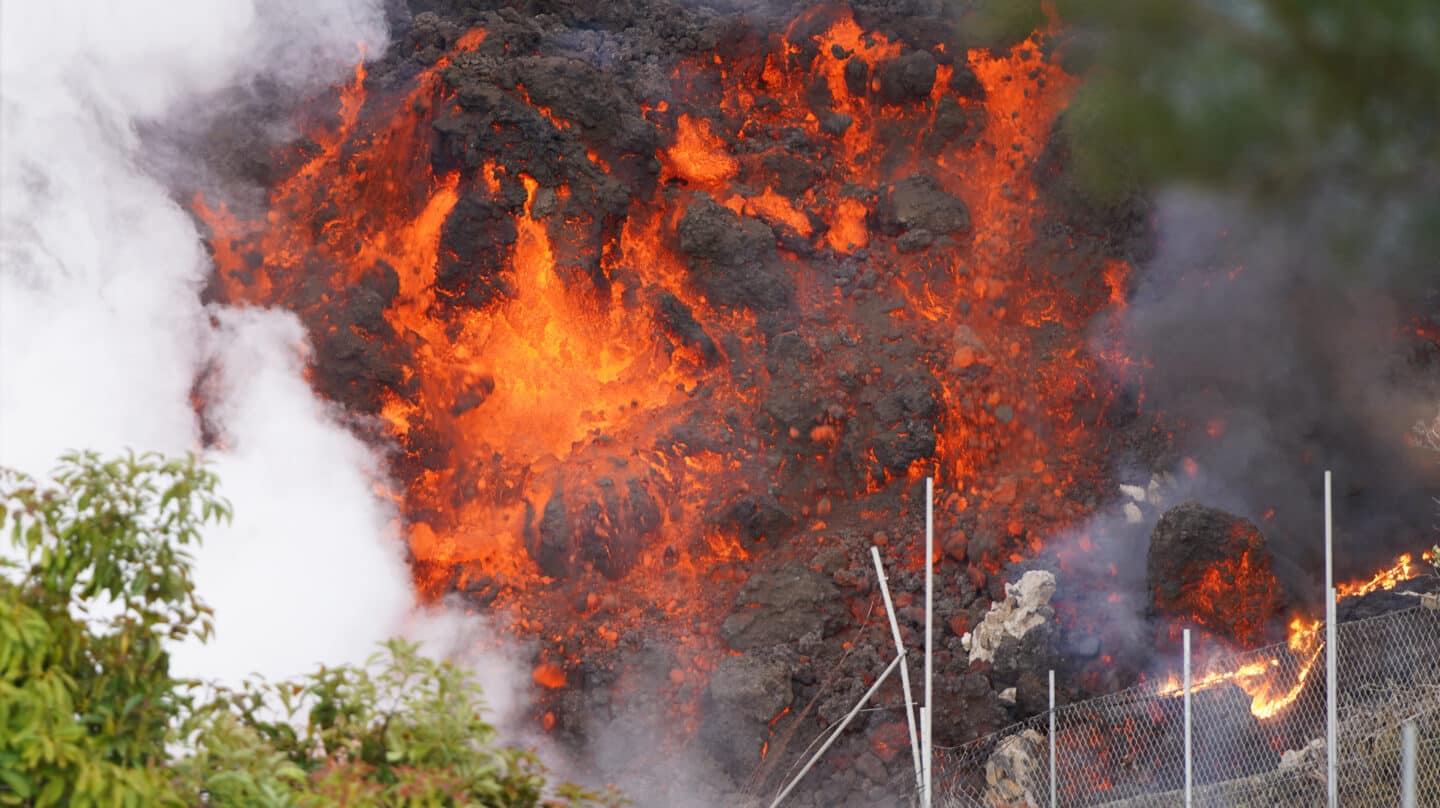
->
[0, 451, 226, 805]
[961, 0, 1440, 275]
[969, 0, 1440, 191]
[0, 453, 619, 807]
[172, 641, 615, 806]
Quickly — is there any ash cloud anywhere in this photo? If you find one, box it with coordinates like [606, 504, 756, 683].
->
[0, 0, 443, 685]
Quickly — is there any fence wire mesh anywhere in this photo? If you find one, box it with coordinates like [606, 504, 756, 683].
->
[923, 600, 1440, 807]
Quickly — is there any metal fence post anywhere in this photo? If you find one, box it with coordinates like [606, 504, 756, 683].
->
[767, 654, 904, 808]
[1183, 629, 1192, 808]
[1049, 669, 1056, 808]
[1324, 471, 1339, 808]
[870, 546, 922, 795]
[923, 477, 933, 808]
[1400, 719, 1418, 808]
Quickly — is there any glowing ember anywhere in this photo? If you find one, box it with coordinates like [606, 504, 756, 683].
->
[1149, 505, 1287, 648]
[533, 662, 567, 690]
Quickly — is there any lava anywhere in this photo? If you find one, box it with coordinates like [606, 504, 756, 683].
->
[193, 7, 1127, 739]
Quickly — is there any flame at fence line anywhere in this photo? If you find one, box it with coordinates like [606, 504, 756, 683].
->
[1157, 549, 1434, 719]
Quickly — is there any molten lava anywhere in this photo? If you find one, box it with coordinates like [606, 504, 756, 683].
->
[1171, 523, 1285, 648]
[194, 8, 1126, 714]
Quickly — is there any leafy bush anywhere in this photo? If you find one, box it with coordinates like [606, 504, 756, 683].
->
[0, 452, 619, 807]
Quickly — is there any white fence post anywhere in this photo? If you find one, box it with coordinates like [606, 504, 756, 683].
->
[923, 476, 934, 808]
[1325, 470, 1338, 808]
[870, 546, 923, 794]
[1183, 628, 1192, 808]
[768, 654, 904, 808]
[1400, 719, 1418, 808]
[1049, 669, 1057, 808]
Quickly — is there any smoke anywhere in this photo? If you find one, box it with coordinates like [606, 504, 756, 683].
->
[177, 309, 415, 679]
[0, 0, 449, 684]
[1082, 188, 1440, 606]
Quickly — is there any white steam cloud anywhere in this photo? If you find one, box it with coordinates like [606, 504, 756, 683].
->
[0, 0, 443, 683]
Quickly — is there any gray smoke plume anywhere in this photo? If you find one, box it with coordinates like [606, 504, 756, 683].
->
[1106, 188, 1440, 604]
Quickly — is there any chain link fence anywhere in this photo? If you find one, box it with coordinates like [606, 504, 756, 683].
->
[924, 599, 1440, 807]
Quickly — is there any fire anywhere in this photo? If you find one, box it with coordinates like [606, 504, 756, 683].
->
[1335, 551, 1430, 599]
[1159, 550, 1432, 719]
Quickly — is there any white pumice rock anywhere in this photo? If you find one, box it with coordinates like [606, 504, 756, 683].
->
[968, 570, 1057, 665]
[1123, 502, 1144, 524]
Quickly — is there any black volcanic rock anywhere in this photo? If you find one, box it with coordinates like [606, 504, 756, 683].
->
[1338, 574, 1440, 621]
[654, 291, 719, 362]
[677, 194, 793, 312]
[877, 49, 937, 103]
[700, 654, 794, 778]
[876, 175, 970, 238]
[1147, 502, 1288, 646]
[720, 564, 845, 651]
[931, 670, 1006, 745]
[722, 492, 796, 546]
[843, 56, 869, 97]
[931, 95, 985, 147]
[437, 192, 517, 309]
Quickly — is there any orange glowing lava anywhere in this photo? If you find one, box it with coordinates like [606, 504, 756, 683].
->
[194, 10, 1126, 703]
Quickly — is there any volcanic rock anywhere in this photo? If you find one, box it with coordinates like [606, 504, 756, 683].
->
[513, 57, 657, 155]
[1337, 573, 1440, 621]
[854, 752, 888, 785]
[1190, 684, 1273, 783]
[762, 151, 822, 198]
[876, 175, 971, 239]
[843, 56, 869, 97]
[983, 728, 1046, 807]
[720, 564, 845, 652]
[1147, 503, 1288, 646]
[721, 492, 796, 547]
[677, 194, 793, 312]
[931, 96, 984, 147]
[966, 570, 1060, 685]
[527, 476, 664, 580]
[933, 670, 1007, 745]
[654, 291, 719, 362]
[436, 192, 517, 309]
[310, 324, 404, 411]
[700, 654, 793, 778]
[877, 49, 938, 103]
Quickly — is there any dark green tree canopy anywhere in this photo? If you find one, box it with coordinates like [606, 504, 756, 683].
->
[960, 0, 1440, 280]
